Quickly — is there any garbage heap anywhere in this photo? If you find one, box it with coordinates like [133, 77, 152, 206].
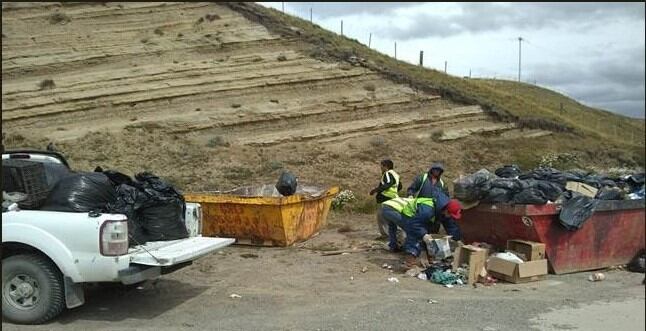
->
[41, 169, 188, 246]
[453, 165, 645, 230]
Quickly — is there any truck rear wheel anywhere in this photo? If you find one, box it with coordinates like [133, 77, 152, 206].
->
[2, 254, 65, 324]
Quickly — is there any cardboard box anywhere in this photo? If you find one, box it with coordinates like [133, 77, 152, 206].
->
[487, 257, 547, 283]
[565, 181, 598, 198]
[452, 245, 488, 285]
[423, 234, 452, 259]
[507, 240, 546, 261]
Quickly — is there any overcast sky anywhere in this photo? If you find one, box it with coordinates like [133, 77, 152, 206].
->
[259, 2, 645, 119]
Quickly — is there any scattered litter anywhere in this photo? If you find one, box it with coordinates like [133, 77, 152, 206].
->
[361, 266, 368, 273]
[341, 252, 350, 255]
[427, 299, 438, 304]
[229, 294, 242, 299]
[407, 299, 414, 303]
[350, 276, 354, 281]
[417, 273, 428, 280]
[405, 267, 423, 277]
[445, 284, 454, 288]
[382, 263, 388, 268]
[588, 272, 606, 282]
[387, 277, 399, 283]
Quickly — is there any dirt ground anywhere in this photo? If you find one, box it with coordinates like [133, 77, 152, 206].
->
[2, 212, 644, 331]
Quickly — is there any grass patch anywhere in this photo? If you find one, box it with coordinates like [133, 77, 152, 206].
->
[223, 166, 253, 180]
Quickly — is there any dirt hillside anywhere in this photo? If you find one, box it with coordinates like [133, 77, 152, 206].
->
[2, 2, 644, 207]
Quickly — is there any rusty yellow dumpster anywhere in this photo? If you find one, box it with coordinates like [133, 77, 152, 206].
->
[184, 185, 339, 246]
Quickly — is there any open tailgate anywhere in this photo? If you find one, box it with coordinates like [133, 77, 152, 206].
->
[129, 237, 235, 266]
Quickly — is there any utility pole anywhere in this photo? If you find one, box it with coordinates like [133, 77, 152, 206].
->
[469, 69, 472, 78]
[309, 7, 312, 23]
[518, 36, 523, 82]
[341, 20, 343, 36]
[394, 42, 397, 59]
[281, 2, 284, 12]
[368, 33, 372, 48]
[419, 50, 424, 66]
[444, 61, 447, 73]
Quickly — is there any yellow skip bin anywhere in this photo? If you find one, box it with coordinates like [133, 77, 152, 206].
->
[184, 185, 339, 246]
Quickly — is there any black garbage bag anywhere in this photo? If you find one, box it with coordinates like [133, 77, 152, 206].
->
[42, 163, 73, 190]
[42, 172, 116, 212]
[595, 186, 624, 200]
[276, 171, 298, 196]
[558, 192, 599, 231]
[628, 250, 646, 273]
[482, 187, 512, 203]
[519, 167, 567, 185]
[495, 165, 522, 178]
[135, 172, 188, 241]
[102, 170, 134, 187]
[106, 184, 148, 246]
[454, 169, 496, 202]
[512, 188, 548, 205]
[490, 178, 523, 192]
[600, 179, 618, 188]
[535, 180, 564, 201]
[627, 173, 646, 192]
[139, 197, 188, 241]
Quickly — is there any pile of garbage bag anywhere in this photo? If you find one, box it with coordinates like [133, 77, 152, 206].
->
[454, 166, 645, 231]
[42, 169, 188, 246]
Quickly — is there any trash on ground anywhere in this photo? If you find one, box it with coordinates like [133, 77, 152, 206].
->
[427, 299, 438, 304]
[229, 294, 242, 299]
[628, 250, 646, 273]
[387, 277, 399, 283]
[361, 266, 368, 273]
[405, 266, 423, 277]
[452, 245, 488, 285]
[588, 272, 606, 282]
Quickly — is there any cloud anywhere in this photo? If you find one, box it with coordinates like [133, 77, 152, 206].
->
[284, 2, 421, 18]
[380, 2, 645, 39]
[531, 48, 645, 118]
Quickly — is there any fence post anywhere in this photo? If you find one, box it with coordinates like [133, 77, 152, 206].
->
[341, 20, 343, 36]
[368, 33, 372, 48]
[394, 42, 397, 59]
[419, 50, 423, 66]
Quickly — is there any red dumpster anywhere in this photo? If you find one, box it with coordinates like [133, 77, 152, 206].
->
[456, 199, 645, 274]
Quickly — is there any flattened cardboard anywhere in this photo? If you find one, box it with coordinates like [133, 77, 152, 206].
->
[565, 181, 598, 198]
[487, 257, 547, 284]
[507, 240, 546, 261]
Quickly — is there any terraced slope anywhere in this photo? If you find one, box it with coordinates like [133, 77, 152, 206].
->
[2, 2, 536, 146]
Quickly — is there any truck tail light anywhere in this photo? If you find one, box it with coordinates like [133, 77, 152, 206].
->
[100, 220, 128, 256]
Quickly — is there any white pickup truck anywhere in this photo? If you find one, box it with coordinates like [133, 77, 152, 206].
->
[2, 150, 234, 324]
